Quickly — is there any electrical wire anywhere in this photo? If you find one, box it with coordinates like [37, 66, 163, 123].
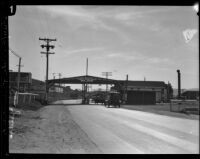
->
[9, 48, 21, 58]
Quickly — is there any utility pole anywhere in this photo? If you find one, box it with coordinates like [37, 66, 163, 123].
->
[39, 38, 56, 103]
[125, 74, 128, 104]
[167, 81, 170, 102]
[58, 73, 62, 93]
[86, 58, 88, 76]
[16, 58, 24, 92]
[53, 73, 56, 80]
[9, 48, 23, 93]
[102, 72, 112, 92]
[52, 73, 56, 100]
[85, 58, 88, 96]
[177, 69, 181, 99]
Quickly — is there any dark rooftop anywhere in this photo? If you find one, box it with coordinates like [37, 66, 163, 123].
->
[119, 80, 166, 88]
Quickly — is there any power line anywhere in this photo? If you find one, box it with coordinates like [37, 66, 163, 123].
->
[9, 48, 21, 58]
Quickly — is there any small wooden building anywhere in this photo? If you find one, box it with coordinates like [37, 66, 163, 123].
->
[116, 80, 173, 105]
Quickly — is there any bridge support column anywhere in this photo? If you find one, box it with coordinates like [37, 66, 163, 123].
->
[82, 83, 88, 104]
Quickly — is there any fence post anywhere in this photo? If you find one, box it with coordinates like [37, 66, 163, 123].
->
[14, 91, 18, 107]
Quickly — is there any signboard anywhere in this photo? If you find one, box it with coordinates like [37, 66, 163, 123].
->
[9, 72, 32, 84]
[79, 76, 95, 82]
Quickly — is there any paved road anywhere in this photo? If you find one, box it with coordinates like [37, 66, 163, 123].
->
[51, 99, 82, 105]
[67, 105, 199, 154]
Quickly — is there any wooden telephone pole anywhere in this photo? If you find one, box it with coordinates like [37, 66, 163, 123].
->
[102, 72, 112, 92]
[9, 48, 23, 93]
[58, 73, 62, 93]
[16, 57, 23, 92]
[39, 38, 56, 103]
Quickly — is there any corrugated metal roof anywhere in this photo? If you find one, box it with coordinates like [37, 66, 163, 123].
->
[119, 80, 166, 87]
[48, 75, 117, 84]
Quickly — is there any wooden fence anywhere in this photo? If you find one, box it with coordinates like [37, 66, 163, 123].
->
[13, 92, 39, 106]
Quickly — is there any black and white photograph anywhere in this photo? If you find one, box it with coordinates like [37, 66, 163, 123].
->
[7, 4, 199, 154]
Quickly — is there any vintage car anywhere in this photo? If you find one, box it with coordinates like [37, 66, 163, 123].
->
[92, 93, 106, 105]
[104, 91, 121, 108]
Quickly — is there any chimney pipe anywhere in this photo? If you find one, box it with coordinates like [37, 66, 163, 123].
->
[125, 74, 129, 104]
[177, 69, 181, 99]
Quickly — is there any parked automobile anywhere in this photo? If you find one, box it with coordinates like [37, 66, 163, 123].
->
[104, 91, 121, 108]
[93, 94, 105, 104]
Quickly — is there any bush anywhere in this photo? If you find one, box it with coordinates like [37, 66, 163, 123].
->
[70, 92, 79, 99]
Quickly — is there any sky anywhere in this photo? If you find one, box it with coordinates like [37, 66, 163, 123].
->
[9, 5, 199, 90]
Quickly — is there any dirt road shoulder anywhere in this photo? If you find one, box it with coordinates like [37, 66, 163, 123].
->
[9, 105, 101, 154]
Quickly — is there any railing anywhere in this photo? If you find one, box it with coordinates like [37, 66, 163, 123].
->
[13, 92, 39, 106]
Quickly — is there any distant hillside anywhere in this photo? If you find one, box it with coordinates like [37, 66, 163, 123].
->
[173, 88, 199, 96]
[185, 88, 199, 91]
